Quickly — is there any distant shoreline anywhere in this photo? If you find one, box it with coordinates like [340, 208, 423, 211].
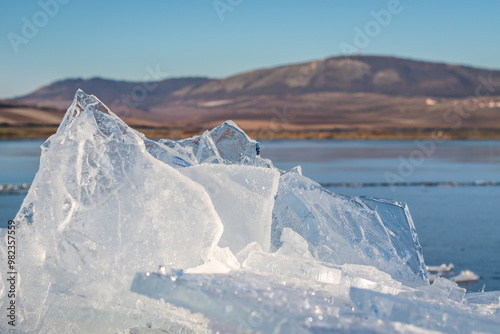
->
[2, 126, 500, 140]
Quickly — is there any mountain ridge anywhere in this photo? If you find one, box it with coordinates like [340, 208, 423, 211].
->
[4, 55, 500, 137]
[14, 55, 500, 105]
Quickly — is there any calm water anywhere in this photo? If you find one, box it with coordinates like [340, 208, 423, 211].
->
[1, 139, 500, 291]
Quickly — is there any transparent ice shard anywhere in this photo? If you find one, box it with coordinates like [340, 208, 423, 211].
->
[272, 171, 428, 283]
[159, 121, 273, 167]
[340, 264, 405, 295]
[8, 90, 225, 331]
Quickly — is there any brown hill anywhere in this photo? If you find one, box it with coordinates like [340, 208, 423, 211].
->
[174, 55, 500, 99]
[13, 76, 212, 110]
[7, 55, 500, 138]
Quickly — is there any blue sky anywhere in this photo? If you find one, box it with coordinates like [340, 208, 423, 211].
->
[1, 0, 500, 98]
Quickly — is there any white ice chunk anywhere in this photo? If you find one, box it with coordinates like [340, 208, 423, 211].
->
[235, 242, 263, 263]
[130, 271, 349, 333]
[450, 270, 480, 284]
[133, 268, 495, 334]
[427, 263, 454, 274]
[466, 291, 500, 317]
[242, 229, 342, 284]
[431, 277, 466, 303]
[186, 246, 240, 274]
[179, 164, 280, 254]
[350, 287, 500, 333]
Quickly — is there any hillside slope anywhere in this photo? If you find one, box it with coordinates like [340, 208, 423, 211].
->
[8, 56, 500, 137]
